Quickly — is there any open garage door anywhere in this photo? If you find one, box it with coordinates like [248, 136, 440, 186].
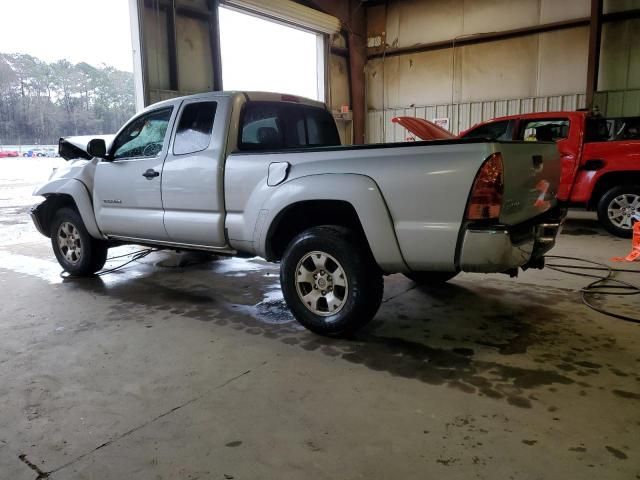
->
[218, 5, 328, 101]
[130, 0, 340, 108]
[222, 0, 339, 34]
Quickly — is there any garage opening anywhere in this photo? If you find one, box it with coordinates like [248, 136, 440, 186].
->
[218, 6, 324, 101]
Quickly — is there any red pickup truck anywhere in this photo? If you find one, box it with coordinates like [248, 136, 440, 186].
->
[394, 112, 640, 237]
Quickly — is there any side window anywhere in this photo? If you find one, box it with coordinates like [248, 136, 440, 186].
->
[174, 101, 217, 155]
[239, 102, 341, 150]
[616, 117, 640, 140]
[586, 117, 640, 142]
[240, 104, 283, 149]
[111, 107, 173, 160]
[519, 119, 569, 142]
[462, 121, 511, 141]
[585, 118, 613, 142]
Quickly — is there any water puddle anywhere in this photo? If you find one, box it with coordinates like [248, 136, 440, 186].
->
[231, 283, 297, 326]
[0, 250, 64, 283]
[211, 256, 272, 275]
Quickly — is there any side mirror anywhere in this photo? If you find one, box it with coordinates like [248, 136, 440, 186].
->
[87, 138, 107, 159]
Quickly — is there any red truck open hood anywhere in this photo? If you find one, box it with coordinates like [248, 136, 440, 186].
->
[391, 117, 457, 140]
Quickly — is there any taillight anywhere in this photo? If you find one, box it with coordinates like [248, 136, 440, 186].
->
[466, 152, 504, 221]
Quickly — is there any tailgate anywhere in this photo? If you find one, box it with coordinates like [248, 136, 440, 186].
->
[496, 142, 561, 225]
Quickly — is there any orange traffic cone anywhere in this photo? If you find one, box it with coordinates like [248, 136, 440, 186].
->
[612, 215, 640, 262]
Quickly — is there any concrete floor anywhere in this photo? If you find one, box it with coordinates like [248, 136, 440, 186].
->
[1, 158, 639, 480]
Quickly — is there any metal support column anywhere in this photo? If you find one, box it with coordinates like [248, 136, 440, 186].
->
[586, 0, 603, 110]
[209, 0, 223, 91]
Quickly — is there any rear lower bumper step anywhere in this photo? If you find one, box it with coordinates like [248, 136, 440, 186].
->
[459, 207, 566, 273]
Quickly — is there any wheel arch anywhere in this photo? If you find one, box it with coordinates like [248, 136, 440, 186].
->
[33, 179, 103, 238]
[588, 171, 640, 209]
[266, 200, 367, 259]
[259, 174, 408, 273]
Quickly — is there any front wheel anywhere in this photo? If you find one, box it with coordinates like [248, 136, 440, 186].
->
[51, 207, 108, 276]
[597, 185, 640, 238]
[280, 226, 383, 336]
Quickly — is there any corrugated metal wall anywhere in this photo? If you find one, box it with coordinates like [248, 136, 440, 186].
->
[594, 89, 640, 117]
[366, 93, 586, 143]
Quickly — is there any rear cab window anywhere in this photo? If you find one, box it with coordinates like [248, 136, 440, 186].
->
[238, 101, 340, 151]
[461, 120, 513, 141]
[518, 119, 569, 142]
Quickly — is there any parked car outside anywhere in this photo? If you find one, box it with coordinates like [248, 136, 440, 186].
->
[0, 150, 19, 157]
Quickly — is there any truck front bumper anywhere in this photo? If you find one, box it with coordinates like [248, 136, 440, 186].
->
[459, 208, 566, 273]
[30, 202, 49, 237]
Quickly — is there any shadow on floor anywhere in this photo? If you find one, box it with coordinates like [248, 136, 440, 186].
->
[52, 252, 622, 410]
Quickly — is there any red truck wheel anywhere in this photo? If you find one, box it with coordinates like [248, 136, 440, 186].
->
[597, 185, 640, 238]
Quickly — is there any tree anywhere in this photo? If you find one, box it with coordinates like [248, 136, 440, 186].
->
[0, 53, 135, 145]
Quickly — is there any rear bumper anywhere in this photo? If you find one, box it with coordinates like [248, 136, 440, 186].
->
[459, 208, 566, 273]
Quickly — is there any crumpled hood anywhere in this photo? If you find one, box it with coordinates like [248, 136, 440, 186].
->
[58, 135, 115, 160]
[32, 158, 100, 198]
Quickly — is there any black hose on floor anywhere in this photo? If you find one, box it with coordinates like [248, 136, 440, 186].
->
[544, 255, 640, 324]
[60, 248, 157, 279]
[95, 248, 157, 276]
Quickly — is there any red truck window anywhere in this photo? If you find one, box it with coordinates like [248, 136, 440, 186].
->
[585, 117, 640, 142]
[519, 119, 569, 142]
[461, 120, 512, 141]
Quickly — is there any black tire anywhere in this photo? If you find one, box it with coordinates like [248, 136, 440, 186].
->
[280, 226, 383, 336]
[50, 207, 108, 276]
[597, 185, 640, 238]
[404, 271, 458, 284]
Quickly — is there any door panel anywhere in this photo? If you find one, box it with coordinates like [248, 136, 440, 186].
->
[162, 99, 228, 247]
[93, 106, 176, 240]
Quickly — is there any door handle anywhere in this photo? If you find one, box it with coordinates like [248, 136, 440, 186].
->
[532, 155, 544, 170]
[142, 168, 160, 179]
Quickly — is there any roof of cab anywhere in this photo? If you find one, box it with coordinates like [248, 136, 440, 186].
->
[142, 91, 327, 113]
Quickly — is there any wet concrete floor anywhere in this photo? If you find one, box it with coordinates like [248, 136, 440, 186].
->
[0, 158, 639, 479]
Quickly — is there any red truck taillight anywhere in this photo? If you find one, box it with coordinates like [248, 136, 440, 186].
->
[466, 152, 504, 221]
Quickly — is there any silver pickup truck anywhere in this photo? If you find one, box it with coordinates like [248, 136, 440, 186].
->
[31, 91, 564, 335]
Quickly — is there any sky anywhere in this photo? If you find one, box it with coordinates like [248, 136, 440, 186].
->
[0, 0, 134, 71]
[0, 0, 320, 99]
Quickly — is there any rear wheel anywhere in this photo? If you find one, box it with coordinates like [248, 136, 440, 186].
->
[280, 226, 383, 336]
[404, 271, 458, 285]
[597, 185, 640, 238]
[51, 207, 108, 276]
